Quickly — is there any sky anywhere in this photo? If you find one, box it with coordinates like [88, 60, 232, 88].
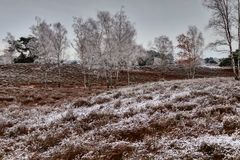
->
[0, 0, 230, 59]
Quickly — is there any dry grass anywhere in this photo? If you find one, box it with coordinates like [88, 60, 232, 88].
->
[0, 120, 13, 137]
[1, 77, 240, 159]
[28, 128, 70, 152]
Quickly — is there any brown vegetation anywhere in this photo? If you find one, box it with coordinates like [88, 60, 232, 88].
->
[0, 64, 233, 108]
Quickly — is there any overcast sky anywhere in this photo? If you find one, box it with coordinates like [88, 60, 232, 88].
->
[0, 0, 230, 58]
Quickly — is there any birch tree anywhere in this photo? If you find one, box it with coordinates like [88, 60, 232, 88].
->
[73, 9, 138, 88]
[237, 0, 240, 49]
[31, 17, 54, 63]
[235, 0, 240, 77]
[112, 8, 136, 85]
[97, 11, 116, 88]
[73, 17, 101, 88]
[2, 33, 16, 64]
[177, 26, 204, 79]
[203, 0, 238, 79]
[51, 22, 68, 87]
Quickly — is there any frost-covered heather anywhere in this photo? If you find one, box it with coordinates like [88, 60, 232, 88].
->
[1, 77, 240, 159]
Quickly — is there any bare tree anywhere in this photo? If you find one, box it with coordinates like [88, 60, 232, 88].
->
[31, 17, 68, 87]
[97, 11, 116, 88]
[51, 22, 68, 87]
[112, 8, 136, 86]
[2, 33, 16, 64]
[73, 9, 137, 88]
[203, 0, 238, 79]
[73, 17, 101, 88]
[31, 17, 54, 64]
[236, 0, 240, 77]
[154, 36, 173, 55]
[237, 0, 240, 49]
[177, 26, 204, 79]
[124, 44, 144, 85]
[153, 35, 174, 65]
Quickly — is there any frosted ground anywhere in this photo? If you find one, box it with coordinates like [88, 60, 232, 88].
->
[1, 77, 240, 159]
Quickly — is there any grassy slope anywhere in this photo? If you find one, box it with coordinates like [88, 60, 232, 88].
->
[1, 77, 240, 159]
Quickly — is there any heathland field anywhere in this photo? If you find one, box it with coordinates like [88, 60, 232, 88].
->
[0, 66, 240, 159]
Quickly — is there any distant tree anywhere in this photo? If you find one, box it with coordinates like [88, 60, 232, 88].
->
[135, 45, 148, 66]
[204, 57, 218, 65]
[137, 57, 147, 66]
[219, 57, 232, 67]
[145, 50, 157, 65]
[31, 17, 54, 63]
[177, 26, 204, 79]
[219, 51, 240, 67]
[51, 22, 68, 87]
[112, 8, 137, 85]
[146, 49, 174, 66]
[153, 35, 174, 65]
[3, 33, 38, 63]
[73, 17, 101, 88]
[97, 11, 117, 88]
[73, 8, 138, 88]
[2, 33, 16, 64]
[14, 53, 37, 63]
[31, 17, 71, 87]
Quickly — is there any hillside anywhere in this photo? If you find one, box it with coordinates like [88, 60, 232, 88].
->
[1, 77, 240, 159]
[0, 64, 233, 87]
[0, 64, 233, 108]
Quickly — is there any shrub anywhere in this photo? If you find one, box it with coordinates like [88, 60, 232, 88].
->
[111, 127, 152, 142]
[80, 111, 119, 131]
[93, 97, 111, 105]
[31, 130, 69, 152]
[73, 99, 91, 108]
[223, 116, 240, 134]
[102, 142, 134, 160]
[170, 85, 179, 90]
[51, 144, 89, 160]
[8, 124, 29, 137]
[136, 95, 153, 103]
[114, 100, 122, 109]
[0, 120, 13, 136]
[149, 115, 178, 136]
[199, 142, 225, 159]
[212, 106, 236, 115]
[113, 92, 122, 99]
[14, 53, 37, 63]
[191, 90, 210, 97]
[62, 110, 77, 122]
[177, 103, 197, 111]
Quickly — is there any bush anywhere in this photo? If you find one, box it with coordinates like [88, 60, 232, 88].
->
[199, 142, 225, 159]
[14, 53, 37, 63]
[62, 110, 77, 122]
[93, 97, 111, 105]
[0, 120, 13, 136]
[50, 144, 89, 160]
[219, 50, 240, 67]
[223, 116, 240, 134]
[73, 99, 91, 108]
[204, 57, 218, 64]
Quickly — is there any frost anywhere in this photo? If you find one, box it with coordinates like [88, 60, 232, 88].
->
[1, 77, 240, 159]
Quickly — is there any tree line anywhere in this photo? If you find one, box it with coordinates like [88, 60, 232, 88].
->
[9, 4, 240, 87]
